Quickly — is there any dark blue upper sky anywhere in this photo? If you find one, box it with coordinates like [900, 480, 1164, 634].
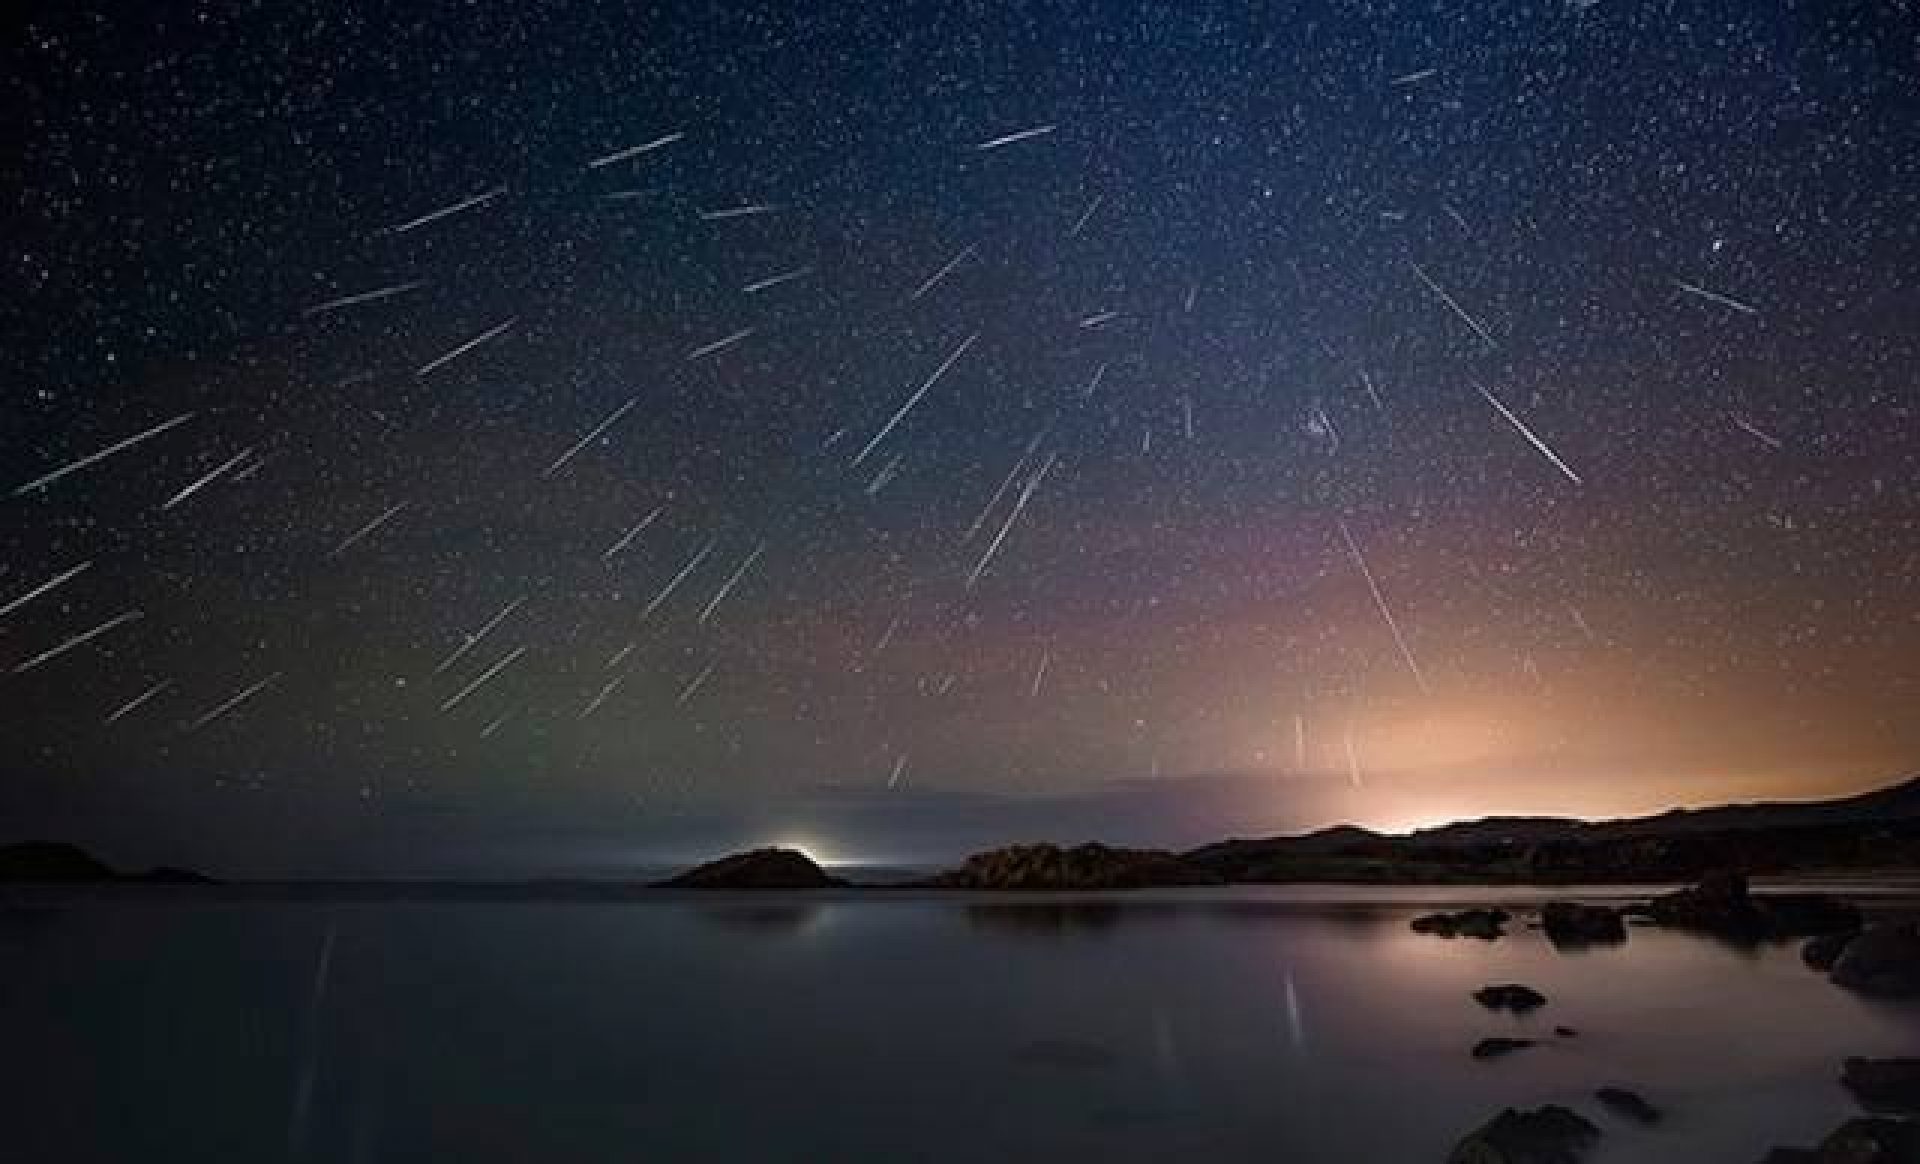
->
[4, 1, 1917, 874]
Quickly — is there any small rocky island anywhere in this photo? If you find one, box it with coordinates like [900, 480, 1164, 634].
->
[653, 847, 847, 889]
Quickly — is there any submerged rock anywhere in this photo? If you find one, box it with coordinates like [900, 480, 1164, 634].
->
[655, 847, 848, 889]
[1412, 908, 1510, 940]
[1594, 1087, 1662, 1125]
[1829, 924, 1920, 995]
[1474, 983, 1548, 1013]
[1844, 1059, 1920, 1115]
[1472, 1037, 1538, 1060]
[1541, 901, 1627, 945]
[1448, 1105, 1600, 1163]
[1759, 1116, 1920, 1163]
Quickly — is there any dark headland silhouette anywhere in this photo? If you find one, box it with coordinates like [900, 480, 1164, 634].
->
[5, 772, 1917, 891]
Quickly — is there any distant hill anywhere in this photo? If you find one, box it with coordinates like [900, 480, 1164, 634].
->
[1183, 774, 1920, 885]
[0, 841, 216, 885]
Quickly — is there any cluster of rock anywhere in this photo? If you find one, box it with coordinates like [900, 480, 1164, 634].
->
[929, 843, 1221, 890]
[1625, 871, 1861, 940]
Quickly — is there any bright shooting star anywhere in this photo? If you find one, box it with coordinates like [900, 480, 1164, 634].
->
[416, 318, 516, 377]
[185, 672, 280, 732]
[579, 676, 624, 720]
[329, 503, 406, 558]
[12, 610, 142, 674]
[852, 333, 979, 467]
[886, 752, 910, 788]
[302, 280, 424, 318]
[1730, 412, 1784, 450]
[676, 660, 717, 706]
[0, 560, 91, 621]
[1030, 649, 1050, 698]
[968, 451, 1057, 588]
[440, 646, 528, 712]
[162, 447, 253, 511]
[1336, 521, 1429, 694]
[1409, 261, 1497, 348]
[1078, 310, 1119, 329]
[104, 679, 173, 725]
[603, 507, 664, 559]
[642, 540, 717, 619]
[433, 596, 527, 676]
[543, 396, 639, 478]
[686, 328, 756, 362]
[12, 412, 195, 497]
[972, 123, 1056, 151]
[965, 427, 1050, 543]
[586, 132, 685, 168]
[1673, 278, 1759, 315]
[1476, 384, 1583, 485]
[910, 244, 976, 302]
[743, 267, 813, 294]
[1391, 67, 1439, 85]
[697, 541, 767, 625]
[377, 187, 505, 235]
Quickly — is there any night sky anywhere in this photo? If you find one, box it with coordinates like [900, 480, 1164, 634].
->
[4, 2, 1918, 876]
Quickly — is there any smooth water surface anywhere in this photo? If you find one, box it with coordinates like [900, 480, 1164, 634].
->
[2, 889, 1914, 1163]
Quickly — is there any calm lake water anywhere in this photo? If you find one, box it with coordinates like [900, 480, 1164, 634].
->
[3, 886, 1914, 1163]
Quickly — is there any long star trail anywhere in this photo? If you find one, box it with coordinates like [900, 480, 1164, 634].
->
[162, 447, 253, 510]
[329, 503, 407, 558]
[676, 660, 717, 705]
[377, 187, 505, 235]
[698, 204, 777, 221]
[1067, 195, 1103, 238]
[1336, 521, 1430, 694]
[302, 280, 424, 317]
[1408, 261, 1497, 348]
[1476, 384, 1583, 485]
[886, 752, 910, 789]
[972, 124, 1056, 151]
[13, 610, 142, 674]
[12, 412, 196, 497]
[685, 328, 756, 362]
[697, 541, 767, 625]
[543, 397, 639, 477]
[586, 132, 684, 168]
[910, 244, 976, 301]
[104, 679, 173, 725]
[1030, 648, 1050, 698]
[440, 646, 528, 712]
[433, 597, 527, 676]
[968, 450, 1058, 588]
[642, 540, 718, 619]
[1673, 278, 1759, 315]
[416, 318, 517, 377]
[852, 333, 979, 467]
[579, 676, 623, 720]
[603, 507, 664, 559]
[964, 429, 1048, 543]
[0, 561, 92, 621]
[1730, 413, 1784, 449]
[742, 267, 812, 294]
[185, 672, 281, 732]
